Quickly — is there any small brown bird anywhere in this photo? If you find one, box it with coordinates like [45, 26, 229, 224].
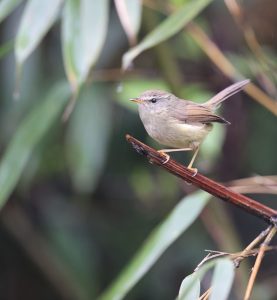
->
[130, 79, 250, 173]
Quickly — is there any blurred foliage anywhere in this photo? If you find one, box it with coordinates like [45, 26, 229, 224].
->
[178, 258, 234, 300]
[0, 81, 70, 208]
[99, 191, 210, 300]
[66, 84, 112, 193]
[0, 0, 276, 300]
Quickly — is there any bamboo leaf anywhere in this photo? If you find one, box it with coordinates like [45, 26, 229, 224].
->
[210, 259, 234, 300]
[177, 262, 211, 299]
[0, 0, 23, 23]
[0, 82, 70, 209]
[62, 0, 109, 92]
[99, 191, 210, 300]
[122, 0, 213, 69]
[114, 0, 142, 46]
[15, 0, 62, 65]
[178, 273, 200, 300]
[66, 84, 111, 193]
[178, 258, 234, 300]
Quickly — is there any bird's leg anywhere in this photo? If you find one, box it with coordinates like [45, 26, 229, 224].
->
[157, 148, 193, 164]
[187, 146, 200, 176]
[158, 148, 193, 153]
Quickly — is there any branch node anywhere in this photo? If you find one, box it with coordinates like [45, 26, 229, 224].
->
[270, 215, 277, 227]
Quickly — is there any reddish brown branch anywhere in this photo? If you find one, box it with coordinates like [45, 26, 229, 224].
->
[126, 135, 277, 225]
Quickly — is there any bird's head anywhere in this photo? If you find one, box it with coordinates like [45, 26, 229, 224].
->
[130, 90, 175, 114]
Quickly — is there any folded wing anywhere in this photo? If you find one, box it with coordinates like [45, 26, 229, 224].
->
[170, 102, 230, 125]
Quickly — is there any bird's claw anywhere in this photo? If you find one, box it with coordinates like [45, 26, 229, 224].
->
[188, 167, 198, 177]
[157, 151, 170, 164]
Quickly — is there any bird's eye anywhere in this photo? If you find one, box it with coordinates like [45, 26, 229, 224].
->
[150, 98, 157, 103]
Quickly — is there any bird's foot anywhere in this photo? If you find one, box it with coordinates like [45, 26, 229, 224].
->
[157, 150, 170, 164]
[188, 167, 198, 177]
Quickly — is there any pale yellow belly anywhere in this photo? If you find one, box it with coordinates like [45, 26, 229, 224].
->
[147, 122, 212, 149]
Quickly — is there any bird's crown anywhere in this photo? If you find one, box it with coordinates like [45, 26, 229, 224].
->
[139, 90, 172, 101]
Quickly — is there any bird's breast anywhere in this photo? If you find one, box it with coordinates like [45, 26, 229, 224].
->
[138, 106, 212, 148]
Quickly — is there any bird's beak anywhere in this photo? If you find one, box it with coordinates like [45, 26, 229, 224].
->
[130, 98, 144, 104]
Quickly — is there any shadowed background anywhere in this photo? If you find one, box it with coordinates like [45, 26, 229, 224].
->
[0, 0, 276, 299]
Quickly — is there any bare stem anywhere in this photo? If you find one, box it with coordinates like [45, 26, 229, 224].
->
[234, 226, 272, 267]
[199, 288, 211, 300]
[244, 227, 277, 300]
[194, 227, 276, 300]
[195, 226, 275, 271]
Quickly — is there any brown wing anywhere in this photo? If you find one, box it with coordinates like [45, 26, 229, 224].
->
[170, 101, 230, 125]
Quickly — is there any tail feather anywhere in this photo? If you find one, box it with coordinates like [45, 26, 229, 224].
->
[204, 79, 250, 110]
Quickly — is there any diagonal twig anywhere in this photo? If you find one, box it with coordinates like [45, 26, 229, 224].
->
[199, 288, 211, 300]
[126, 135, 277, 225]
[243, 226, 277, 300]
[233, 226, 272, 267]
[194, 227, 276, 271]
[186, 23, 277, 116]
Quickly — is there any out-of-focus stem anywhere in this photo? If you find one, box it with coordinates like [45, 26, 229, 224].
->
[243, 226, 277, 300]
[187, 23, 277, 116]
[142, 7, 184, 96]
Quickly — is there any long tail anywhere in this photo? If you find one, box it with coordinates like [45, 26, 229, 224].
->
[204, 79, 250, 110]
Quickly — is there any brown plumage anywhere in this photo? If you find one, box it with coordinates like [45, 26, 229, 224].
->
[130, 79, 250, 172]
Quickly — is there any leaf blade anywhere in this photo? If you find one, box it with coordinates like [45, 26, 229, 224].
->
[178, 258, 234, 300]
[178, 273, 200, 300]
[66, 84, 111, 193]
[0, 0, 23, 23]
[210, 259, 235, 300]
[115, 0, 142, 45]
[99, 191, 210, 300]
[15, 0, 63, 65]
[0, 82, 70, 209]
[122, 0, 213, 69]
[62, 0, 109, 91]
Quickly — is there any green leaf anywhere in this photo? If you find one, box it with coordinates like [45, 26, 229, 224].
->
[178, 258, 234, 299]
[99, 191, 210, 300]
[15, 0, 62, 65]
[177, 262, 210, 299]
[0, 82, 70, 209]
[62, 0, 109, 91]
[210, 259, 234, 300]
[0, 0, 23, 23]
[114, 0, 142, 45]
[122, 0, 213, 69]
[178, 273, 200, 300]
[66, 84, 111, 193]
